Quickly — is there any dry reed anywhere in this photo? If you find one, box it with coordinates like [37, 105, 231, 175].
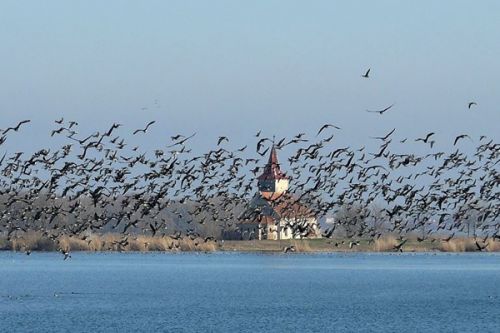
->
[0, 232, 218, 252]
[374, 235, 399, 252]
[439, 238, 471, 252]
[1, 232, 499, 253]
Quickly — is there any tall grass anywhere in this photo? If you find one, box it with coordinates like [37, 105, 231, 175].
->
[1, 232, 499, 253]
[374, 235, 398, 252]
[439, 238, 500, 252]
[291, 239, 313, 252]
[439, 238, 475, 252]
[0, 232, 218, 252]
[488, 240, 500, 252]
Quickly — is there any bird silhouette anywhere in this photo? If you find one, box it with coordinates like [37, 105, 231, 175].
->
[217, 136, 229, 145]
[60, 249, 71, 260]
[453, 134, 472, 146]
[366, 104, 394, 115]
[316, 124, 341, 136]
[415, 132, 435, 144]
[3, 120, 31, 135]
[474, 240, 488, 252]
[133, 121, 156, 135]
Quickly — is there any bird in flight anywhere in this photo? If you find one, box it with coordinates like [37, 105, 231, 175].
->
[167, 132, 196, 147]
[361, 68, 371, 78]
[316, 124, 341, 136]
[393, 239, 407, 252]
[475, 240, 488, 252]
[3, 120, 31, 135]
[468, 102, 477, 109]
[60, 249, 71, 260]
[415, 132, 435, 144]
[453, 134, 472, 146]
[217, 136, 229, 145]
[133, 121, 156, 135]
[366, 104, 394, 115]
[371, 128, 396, 141]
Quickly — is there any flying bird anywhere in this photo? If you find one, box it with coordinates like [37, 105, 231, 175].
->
[371, 128, 396, 141]
[415, 132, 435, 144]
[366, 104, 394, 115]
[133, 121, 156, 135]
[104, 123, 122, 137]
[361, 68, 371, 78]
[475, 240, 488, 252]
[60, 249, 71, 260]
[3, 120, 31, 135]
[217, 136, 229, 145]
[468, 102, 477, 109]
[316, 124, 341, 136]
[453, 134, 472, 146]
[393, 239, 407, 252]
[167, 132, 196, 147]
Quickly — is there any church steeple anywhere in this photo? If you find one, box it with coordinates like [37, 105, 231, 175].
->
[257, 145, 289, 199]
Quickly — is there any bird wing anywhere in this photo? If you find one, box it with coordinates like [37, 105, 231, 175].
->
[316, 124, 328, 136]
[383, 104, 394, 112]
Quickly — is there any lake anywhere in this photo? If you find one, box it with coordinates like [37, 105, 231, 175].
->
[1, 252, 499, 332]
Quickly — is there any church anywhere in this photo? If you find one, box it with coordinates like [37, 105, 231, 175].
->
[237, 146, 321, 240]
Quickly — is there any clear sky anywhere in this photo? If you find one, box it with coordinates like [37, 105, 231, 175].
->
[0, 1, 498, 152]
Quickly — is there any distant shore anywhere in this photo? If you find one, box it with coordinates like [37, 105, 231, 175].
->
[1, 232, 499, 253]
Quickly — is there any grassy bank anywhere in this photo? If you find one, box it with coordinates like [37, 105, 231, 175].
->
[222, 237, 500, 253]
[1, 232, 499, 253]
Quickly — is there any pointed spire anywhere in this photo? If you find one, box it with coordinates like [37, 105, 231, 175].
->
[268, 145, 279, 165]
[258, 145, 288, 181]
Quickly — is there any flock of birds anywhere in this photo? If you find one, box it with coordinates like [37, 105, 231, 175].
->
[0, 70, 497, 256]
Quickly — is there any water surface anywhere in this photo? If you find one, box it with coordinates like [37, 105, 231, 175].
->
[1, 252, 499, 332]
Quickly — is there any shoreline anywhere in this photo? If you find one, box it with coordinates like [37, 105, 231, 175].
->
[2, 233, 499, 253]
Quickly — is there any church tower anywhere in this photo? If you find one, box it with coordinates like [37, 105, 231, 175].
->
[257, 146, 289, 200]
[234, 144, 321, 240]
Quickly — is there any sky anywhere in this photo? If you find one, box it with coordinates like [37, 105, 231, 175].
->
[0, 0, 498, 153]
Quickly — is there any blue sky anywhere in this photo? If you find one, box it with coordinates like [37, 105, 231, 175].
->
[0, 1, 498, 152]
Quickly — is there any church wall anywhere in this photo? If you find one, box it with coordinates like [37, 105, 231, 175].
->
[236, 216, 321, 240]
[257, 179, 289, 194]
[238, 223, 259, 240]
[280, 217, 322, 239]
[275, 179, 289, 193]
[267, 225, 278, 240]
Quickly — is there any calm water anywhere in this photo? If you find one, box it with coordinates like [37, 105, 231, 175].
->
[1, 252, 499, 333]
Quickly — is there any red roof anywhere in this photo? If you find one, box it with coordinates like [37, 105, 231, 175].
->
[260, 191, 285, 201]
[238, 193, 316, 224]
[257, 146, 288, 180]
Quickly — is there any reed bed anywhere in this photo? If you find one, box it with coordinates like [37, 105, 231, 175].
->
[439, 238, 500, 252]
[0, 232, 218, 252]
[374, 236, 399, 252]
[1, 232, 498, 253]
